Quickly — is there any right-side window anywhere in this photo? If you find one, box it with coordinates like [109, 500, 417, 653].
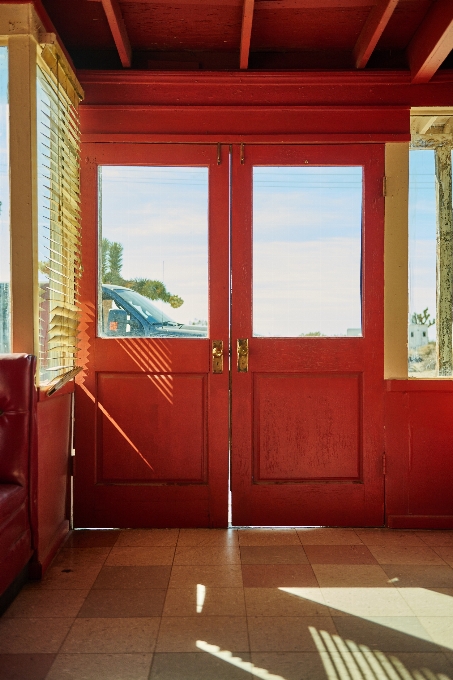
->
[409, 147, 452, 377]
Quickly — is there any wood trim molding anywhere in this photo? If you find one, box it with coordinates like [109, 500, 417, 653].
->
[8, 34, 39, 356]
[384, 142, 409, 379]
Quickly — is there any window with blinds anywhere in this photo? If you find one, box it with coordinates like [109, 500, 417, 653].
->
[37, 48, 82, 384]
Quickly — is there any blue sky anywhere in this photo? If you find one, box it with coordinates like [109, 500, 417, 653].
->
[409, 149, 437, 341]
[0, 47, 9, 291]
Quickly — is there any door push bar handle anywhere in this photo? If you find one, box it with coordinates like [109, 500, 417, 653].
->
[237, 338, 249, 372]
[212, 340, 224, 374]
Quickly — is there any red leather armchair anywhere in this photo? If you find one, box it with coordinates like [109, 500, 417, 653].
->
[0, 354, 36, 597]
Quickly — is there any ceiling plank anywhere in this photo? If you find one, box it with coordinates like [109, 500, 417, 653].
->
[240, 0, 255, 70]
[353, 0, 398, 69]
[88, 0, 377, 6]
[407, 0, 453, 84]
[101, 0, 132, 67]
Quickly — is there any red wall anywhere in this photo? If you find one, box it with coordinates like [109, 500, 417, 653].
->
[29, 384, 72, 578]
[385, 381, 453, 528]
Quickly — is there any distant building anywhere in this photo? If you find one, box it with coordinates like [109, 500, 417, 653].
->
[409, 323, 429, 350]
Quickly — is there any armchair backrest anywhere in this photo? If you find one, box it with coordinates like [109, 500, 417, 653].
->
[0, 354, 37, 486]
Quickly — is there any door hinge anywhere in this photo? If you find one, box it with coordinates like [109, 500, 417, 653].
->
[69, 455, 75, 477]
[382, 451, 386, 476]
[383, 176, 387, 197]
[217, 142, 221, 165]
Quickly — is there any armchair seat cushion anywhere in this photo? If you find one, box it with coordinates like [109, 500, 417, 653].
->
[0, 484, 26, 527]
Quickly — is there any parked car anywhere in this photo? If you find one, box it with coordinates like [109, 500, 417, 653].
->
[101, 284, 207, 338]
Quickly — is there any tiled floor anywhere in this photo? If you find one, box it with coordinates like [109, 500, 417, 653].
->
[1, 528, 453, 679]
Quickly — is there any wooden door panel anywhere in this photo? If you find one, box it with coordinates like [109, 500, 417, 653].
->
[231, 144, 385, 527]
[97, 372, 207, 483]
[254, 373, 361, 482]
[74, 143, 229, 528]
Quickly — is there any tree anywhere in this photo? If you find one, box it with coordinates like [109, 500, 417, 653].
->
[411, 308, 435, 327]
[101, 239, 184, 309]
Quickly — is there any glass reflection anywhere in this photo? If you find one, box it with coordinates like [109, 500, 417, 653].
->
[99, 166, 209, 338]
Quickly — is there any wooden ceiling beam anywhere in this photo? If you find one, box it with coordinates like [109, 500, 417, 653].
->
[88, 0, 379, 7]
[353, 0, 398, 69]
[240, 0, 255, 69]
[407, 0, 453, 84]
[100, 0, 132, 67]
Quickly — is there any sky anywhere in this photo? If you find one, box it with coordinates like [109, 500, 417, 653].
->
[0, 47, 9, 293]
[409, 149, 437, 342]
[99, 157, 439, 339]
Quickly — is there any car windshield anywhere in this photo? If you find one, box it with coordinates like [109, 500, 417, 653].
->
[115, 288, 176, 325]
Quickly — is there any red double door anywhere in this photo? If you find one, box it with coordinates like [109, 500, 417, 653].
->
[74, 143, 385, 528]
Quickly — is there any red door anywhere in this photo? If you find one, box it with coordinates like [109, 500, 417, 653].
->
[231, 144, 385, 527]
[74, 144, 230, 527]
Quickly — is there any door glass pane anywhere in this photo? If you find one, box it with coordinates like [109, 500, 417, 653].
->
[253, 166, 363, 338]
[98, 166, 208, 338]
[0, 47, 9, 352]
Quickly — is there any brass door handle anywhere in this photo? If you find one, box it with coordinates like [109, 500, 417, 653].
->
[212, 340, 223, 374]
[237, 338, 248, 372]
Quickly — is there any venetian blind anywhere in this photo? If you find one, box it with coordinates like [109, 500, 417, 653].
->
[37, 49, 82, 384]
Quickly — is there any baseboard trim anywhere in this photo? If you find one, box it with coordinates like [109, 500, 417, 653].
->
[28, 520, 70, 579]
[388, 515, 453, 529]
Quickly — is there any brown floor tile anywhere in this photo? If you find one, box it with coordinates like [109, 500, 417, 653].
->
[331, 616, 437, 652]
[368, 545, 446, 565]
[355, 529, 425, 546]
[247, 616, 337, 652]
[116, 529, 179, 547]
[296, 528, 362, 545]
[156, 616, 249, 652]
[312, 564, 394, 588]
[240, 546, 308, 565]
[163, 587, 246, 616]
[93, 566, 171, 590]
[397, 587, 453, 616]
[381, 653, 453, 678]
[244, 588, 330, 617]
[417, 616, 453, 647]
[0, 618, 74, 654]
[149, 652, 252, 679]
[27, 564, 103, 591]
[381, 564, 453, 587]
[0, 654, 56, 680]
[45, 653, 153, 680]
[169, 565, 243, 589]
[173, 546, 240, 565]
[322, 587, 413, 617]
[177, 529, 238, 547]
[250, 652, 354, 680]
[241, 564, 317, 588]
[105, 547, 175, 566]
[417, 531, 453, 547]
[60, 618, 160, 654]
[304, 544, 377, 565]
[64, 530, 120, 548]
[51, 548, 111, 568]
[433, 546, 453, 566]
[238, 529, 301, 546]
[77, 589, 166, 617]
[3, 590, 88, 619]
